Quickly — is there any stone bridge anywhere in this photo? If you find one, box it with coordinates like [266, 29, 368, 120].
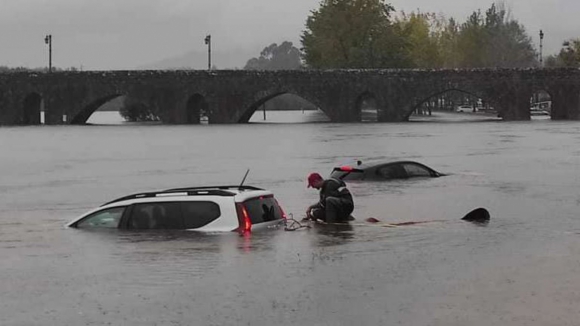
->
[1, 68, 580, 125]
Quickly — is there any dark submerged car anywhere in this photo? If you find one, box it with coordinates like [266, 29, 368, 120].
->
[330, 160, 443, 181]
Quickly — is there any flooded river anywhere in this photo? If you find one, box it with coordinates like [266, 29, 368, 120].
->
[1, 110, 579, 325]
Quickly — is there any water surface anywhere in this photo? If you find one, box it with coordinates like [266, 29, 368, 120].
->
[1, 111, 579, 326]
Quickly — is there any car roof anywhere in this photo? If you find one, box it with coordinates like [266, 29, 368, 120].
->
[100, 185, 271, 207]
[334, 160, 428, 170]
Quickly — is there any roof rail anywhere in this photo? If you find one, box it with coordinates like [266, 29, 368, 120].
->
[100, 185, 264, 207]
[163, 185, 264, 192]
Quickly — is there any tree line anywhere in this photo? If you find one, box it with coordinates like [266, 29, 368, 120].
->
[0, 66, 83, 72]
[545, 40, 580, 67]
[300, 1, 538, 69]
[246, 1, 580, 70]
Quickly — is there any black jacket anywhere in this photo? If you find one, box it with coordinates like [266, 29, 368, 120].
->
[319, 178, 353, 206]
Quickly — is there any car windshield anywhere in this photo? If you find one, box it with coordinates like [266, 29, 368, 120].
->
[77, 207, 126, 229]
[377, 164, 407, 179]
[403, 163, 432, 177]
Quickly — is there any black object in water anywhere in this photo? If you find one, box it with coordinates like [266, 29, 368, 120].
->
[462, 207, 490, 224]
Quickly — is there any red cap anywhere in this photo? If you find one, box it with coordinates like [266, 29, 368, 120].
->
[307, 173, 323, 188]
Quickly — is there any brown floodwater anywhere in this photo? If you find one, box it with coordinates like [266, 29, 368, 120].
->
[1, 111, 579, 326]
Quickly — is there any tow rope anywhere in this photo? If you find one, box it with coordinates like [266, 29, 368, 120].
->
[282, 207, 490, 231]
[283, 214, 312, 231]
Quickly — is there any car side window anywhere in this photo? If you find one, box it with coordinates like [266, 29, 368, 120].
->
[128, 202, 183, 229]
[77, 207, 125, 229]
[182, 202, 221, 229]
[376, 164, 407, 179]
[403, 163, 432, 177]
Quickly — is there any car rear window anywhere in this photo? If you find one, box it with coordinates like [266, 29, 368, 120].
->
[182, 201, 221, 229]
[403, 163, 432, 177]
[243, 196, 283, 224]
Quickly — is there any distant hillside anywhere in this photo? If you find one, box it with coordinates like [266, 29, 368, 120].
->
[138, 47, 257, 70]
[122, 48, 317, 111]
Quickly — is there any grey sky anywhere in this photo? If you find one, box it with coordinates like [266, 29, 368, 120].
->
[0, 0, 577, 70]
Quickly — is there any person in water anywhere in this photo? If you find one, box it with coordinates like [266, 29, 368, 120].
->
[305, 172, 354, 223]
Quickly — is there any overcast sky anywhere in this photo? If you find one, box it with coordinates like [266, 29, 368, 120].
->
[0, 0, 577, 70]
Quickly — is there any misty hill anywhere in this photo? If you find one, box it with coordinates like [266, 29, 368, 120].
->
[133, 44, 317, 111]
[138, 47, 257, 70]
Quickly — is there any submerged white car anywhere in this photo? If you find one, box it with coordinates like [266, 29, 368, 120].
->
[66, 185, 287, 234]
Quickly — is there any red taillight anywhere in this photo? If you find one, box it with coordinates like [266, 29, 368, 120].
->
[235, 203, 252, 234]
[340, 166, 354, 172]
[275, 198, 287, 220]
[242, 206, 252, 233]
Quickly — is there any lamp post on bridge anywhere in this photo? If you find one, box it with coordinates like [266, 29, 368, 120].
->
[539, 30, 544, 67]
[533, 30, 545, 105]
[204, 34, 211, 71]
[44, 34, 52, 73]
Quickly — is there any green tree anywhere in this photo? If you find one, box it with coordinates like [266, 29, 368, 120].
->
[481, 3, 537, 67]
[244, 41, 302, 70]
[545, 39, 580, 67]
[544, 55, 559, 67]
[301, 0, 408, 68]
[119, 99, 160, 122]
[456, 10, 487, 67]
[396, 11, 442, 68]
[435, 17, 461, 68]
[454, 3, 537, 68]
[419, 3, 538, 68]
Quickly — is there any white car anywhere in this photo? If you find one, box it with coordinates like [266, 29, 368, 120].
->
[66, 185, 287, 234]
[456, 105, 476, 113]
[530, 107, 550, 116]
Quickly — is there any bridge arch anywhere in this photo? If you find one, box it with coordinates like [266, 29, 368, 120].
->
[186, 94, 209, 124]
[529, 88, 552, 118]
[406, 88, 496, 120]
[355, 92, 379, 122]
[71, 94, 123, 125]
[21, 92, 42, 125]
[239, 91, 327, 123]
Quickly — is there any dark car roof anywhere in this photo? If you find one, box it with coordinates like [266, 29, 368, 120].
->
[335, 160, 432, 170]
[331, 160, 443, 180]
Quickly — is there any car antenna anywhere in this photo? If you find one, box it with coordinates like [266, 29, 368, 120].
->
[239, 169, 250, 188]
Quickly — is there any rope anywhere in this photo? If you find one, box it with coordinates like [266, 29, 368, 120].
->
[284, 214, 312, 231]
[282, 214, 448, 231]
